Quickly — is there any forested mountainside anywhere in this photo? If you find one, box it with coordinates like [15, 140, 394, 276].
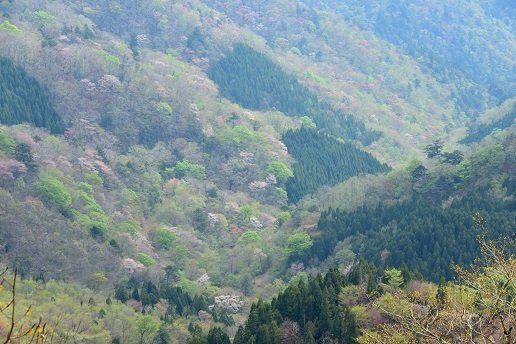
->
[0, 0, 514, 342]
[0, 56, 63, 133]
[207, 43, 382, 145]
[205, 0, 515, 114]
[305, 0, 515, 111]
[461, 102, 516, 144]
[282, 127, 390, 203]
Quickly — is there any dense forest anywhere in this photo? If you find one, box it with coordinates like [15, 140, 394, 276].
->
[0, 0, 514, 342]
[309, 135, 515, 281]
[460, 103, 516, 144]
[314, 190, 515, 281]
[283, 127, 391, 203]
[208, 43, 382, 145]
[0, 56, 63, 134]
[188, 268, 358, 344]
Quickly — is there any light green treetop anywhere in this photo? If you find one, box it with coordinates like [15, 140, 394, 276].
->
[35, 174, 72, 210]
[267, 161, 293, 184]
[284, 232, 313, 260]
[237, 230, 261, 245]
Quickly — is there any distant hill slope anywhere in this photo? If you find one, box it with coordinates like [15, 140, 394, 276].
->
[208, 43, 382, 145]
[306, 0, 515, 112]
[460, 103, 516, 144]
[203, 0, 515, 164]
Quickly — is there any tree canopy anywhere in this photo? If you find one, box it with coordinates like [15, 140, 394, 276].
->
[0, 56, 63, 134]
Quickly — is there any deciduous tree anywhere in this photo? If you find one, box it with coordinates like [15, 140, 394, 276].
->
[136, 315, 160, 344]
[359, 214, 515, 344]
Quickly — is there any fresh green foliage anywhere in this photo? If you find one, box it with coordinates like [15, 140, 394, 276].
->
[266, 161, 293, 185]
[33, 10, 58, 27]
[136, 315, 160, 343]
[0, 20, 22, 33]
[460, 104, 516, 144]
[276, 211, 291, 226]
[94, 49, 121, 67]
[84, 173, 104, 186]
[171, 160, 206, 180]
[0, 56, 63, 133]
[0, 128, 15, 154]
[383, 268, 403, 290]
[208, 44, 381, 144]
[135, 252, 156, 267]
[118, 219, 142, 235]
[237, 230, 261, 245]
[34, 173, 72, 210]
[239, 205, 254, 220]
[284, 232, 313, 262]
[75, 187, 109, 235]
[152, 227, 177, 250]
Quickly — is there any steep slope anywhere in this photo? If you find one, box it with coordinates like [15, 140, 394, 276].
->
[283, 127, 391, 203]
[0, 0, 514, 342]
[298, 133, 515, 282]
[203, 0, 515, 162]
[307, 0, 516, 111]
[207, 43, 382, 145]
[0, 56, 63, 133]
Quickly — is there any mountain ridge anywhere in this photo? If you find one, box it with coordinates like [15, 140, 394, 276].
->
[0, 0, 514, 342]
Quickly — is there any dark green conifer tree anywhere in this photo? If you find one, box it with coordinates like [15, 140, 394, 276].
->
[206, 327, 230, 344]
[114, 284, 129, 303]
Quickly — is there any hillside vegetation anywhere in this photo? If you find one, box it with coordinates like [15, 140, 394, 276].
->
[283, 127, 391, 203]
[208, 43, 382, 145]
[0, 56, 63, 134]
[0, 0, 514, 342]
